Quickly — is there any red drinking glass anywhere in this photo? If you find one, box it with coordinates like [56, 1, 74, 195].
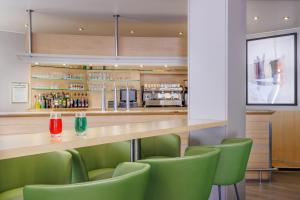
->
[49, 113, 62, 137]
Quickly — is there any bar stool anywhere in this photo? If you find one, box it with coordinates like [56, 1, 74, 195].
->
[187, 138, 252, 200]
[139, 147, 220, 200]
[140, 134, 181, 159]
[0, 151, 72, 200]
[23, 162, 150, 200]
[68, 141, 130, 183]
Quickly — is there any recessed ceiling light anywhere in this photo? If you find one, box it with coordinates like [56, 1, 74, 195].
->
[24, 24, 28, 28]
[140, 64, 144, 68]
[78, 27, 85, 31]
[130, 30, 135, 34]
[283, 16, 290, 21]
[253, 16, 259, 21]
[114, 64, 118, 67]
[179, 32, 183, 36]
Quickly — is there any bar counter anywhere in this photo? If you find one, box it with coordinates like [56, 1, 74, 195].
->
[0, 107, 190, 158]
[0, 119, 226, 160]
[0, 107, 187, 117]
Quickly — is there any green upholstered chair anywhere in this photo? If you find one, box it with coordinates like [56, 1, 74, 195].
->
[139, 147, 220, 200]
[0, 151, 72, 200]
[141, 134, 181, 159]
[23, 162, 150, 200]
[68, 141, 130, 183]
[187, 138, 253, 200]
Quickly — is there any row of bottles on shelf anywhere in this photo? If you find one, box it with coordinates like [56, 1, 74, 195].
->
[32, 72, 85, 80]
[33, 83, 138, 92]
[34, 92, 89, 109]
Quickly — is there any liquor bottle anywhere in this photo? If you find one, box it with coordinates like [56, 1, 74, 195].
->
[50, 93, 55, 109]
[40, 94, 45, 109]
[48, 94, 52, 108]
[62, 92, 67, 108]
[78, 94, 81, 108]
[44, 94, 48, 109]
[74, 93, 78, 108]
[85, 93, 89, 108]
[70, 94, 74, 108]
[81, 93, 85, 108]
[66, 93, 70, 108]
[54, 93, 59, 108]
[34, 95, 41, 109]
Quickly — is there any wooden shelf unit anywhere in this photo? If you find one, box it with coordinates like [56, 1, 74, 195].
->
[29, 65, 188, 109]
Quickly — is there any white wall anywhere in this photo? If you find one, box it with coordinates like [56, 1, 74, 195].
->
[188, 0, 246, 139]
[188, 0, 227, 121]
[227, 0, 247, 137]
[188, 0, 246, 199]
[0, 31, 28, 112]
[246, 27, 300, 111]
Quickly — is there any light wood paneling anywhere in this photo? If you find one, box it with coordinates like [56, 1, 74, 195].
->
[246, 112, 272, 180]
[32, 33, 114, 56]
[272, 111, 300, 168]
[30, 33, 187, 57]
[120, 37, 187, 56]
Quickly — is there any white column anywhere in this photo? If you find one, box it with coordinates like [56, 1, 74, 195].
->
[188, 0, 246, 199]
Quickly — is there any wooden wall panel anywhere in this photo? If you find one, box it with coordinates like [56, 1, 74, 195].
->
[272, 111, 300, 168]
[30, 33, 187, 57]
[246, 113, 272, 180]
[32, 33, 115, 56]
[120, 37, 187, 57]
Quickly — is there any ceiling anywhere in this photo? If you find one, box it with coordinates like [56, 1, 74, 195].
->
[247, 0, 300, 34]
[0, 0, 300, 36]
[0, 0, 187, 37]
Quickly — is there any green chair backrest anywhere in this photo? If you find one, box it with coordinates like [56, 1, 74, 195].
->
[0, 151, 72, 193]
[23, 162, 150, 200]
[75, 141, 130, 172]
[141, 134, 181, 159]
[213, 138, 253, 185]
[139, 147, 220, 200]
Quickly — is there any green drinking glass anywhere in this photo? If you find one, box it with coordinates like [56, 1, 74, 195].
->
[75, 112, 87, 135]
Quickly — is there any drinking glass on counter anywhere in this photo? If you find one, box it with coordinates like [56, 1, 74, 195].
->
[75, 112, 87, 135]
[49, 113, 62, 137]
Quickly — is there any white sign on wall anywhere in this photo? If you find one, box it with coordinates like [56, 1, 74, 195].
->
[11, 82, 28, 103]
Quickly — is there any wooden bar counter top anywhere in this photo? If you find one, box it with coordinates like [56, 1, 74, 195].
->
[0, 107, 187, 117]
[0, 119, 226, 160]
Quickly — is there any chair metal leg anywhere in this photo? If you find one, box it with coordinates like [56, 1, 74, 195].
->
[234, 184, 240, 200]
[218, 185, 222, 200]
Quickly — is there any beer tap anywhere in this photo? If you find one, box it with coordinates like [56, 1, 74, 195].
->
[101, 82, 106, 112]
[126, 80, 130, 111]
[113, 81, 118, 112]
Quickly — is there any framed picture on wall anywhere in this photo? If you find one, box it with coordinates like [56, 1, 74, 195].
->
[246, 33, 297, 105]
